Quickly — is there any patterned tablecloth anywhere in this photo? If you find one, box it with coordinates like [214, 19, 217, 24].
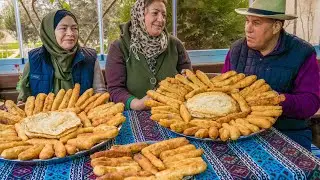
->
[1, 110, 320, 180]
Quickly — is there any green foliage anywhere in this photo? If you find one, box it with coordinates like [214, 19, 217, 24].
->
[3, 3, 16, 38]
[0, 32, 4, 40]
[168, 0, 248, 49]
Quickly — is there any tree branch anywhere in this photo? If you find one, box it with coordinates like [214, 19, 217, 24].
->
[19, 0, 40, 37]
[84, 0, 117, 46]
[31, 0, 41, 23]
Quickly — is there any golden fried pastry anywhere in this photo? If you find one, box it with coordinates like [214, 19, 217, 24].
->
[87, 102, 115, 119]
[134, 153, 158, 174]
[229, 120, 251, 136]
[51, 89, 66, 111]
[162, 149, 203, 165]
[18, 144, 45, 160]
[159, 144, 196, 161]
[151, 106, 179, 114]
[0, 110, 21, 124]
[75, 88, 94, 107]
[5, 100, 26, 117]
[186, 92, 238, 118]
[158, 119, 182, 128]
[39, 144, 55, 159]
[222, 123, 240, 140]
[141, 150, 165, 171]
[231, 93, 251, 112]
[146, 90, 181, 109]
[144, 100, 165, 107]
[25, 96, 35, 116]
[208, 126, 219, 139]
[156, 89, 185, 102]
[175, 74, 199, 90]
[218, 128, 230, 141]
[189, 120, 221, 129]
[91, 157, 133, 167]
[54, 141, 66, 158]
[14, 123, 28, 141]
[196, 70, 215, 89]
[42, 93, 55, 112]
[250, 105, 282, 111]
[67, 83, 80, 108]
[185, 87, 206, 100]
[150, 113, 182, 122]
[194, 129, 209, 138]
[93, 165, 141, 177]
[1, 145, 32, 159]
[33, 93, 47, 114]
[179, 104, 191, 123]
[170, 122, 190, 133]
[78, 111, 92, 127]
[90, 149, 133, 159]
[231, 75, 257, 89]
[111, 142, 149, 154]
[235, 118, 260, 133]
[246, 117, 272, 129]
[86, 92, 110, 112]
[250, 110, 282, 117]
[211, 71, 237, 83]
[216, 111, 249, 124]
[183, 127, 202, 136]
[79, 93, 101, 110]
[65, 144, 78, 155]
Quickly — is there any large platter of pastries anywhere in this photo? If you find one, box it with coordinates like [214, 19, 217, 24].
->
[0, 84, 125, 164]
[145, 70, 284, 141]
[90, 137, 207, 180]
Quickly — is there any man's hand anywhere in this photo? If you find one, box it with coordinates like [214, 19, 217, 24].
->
[130, 95, 151, 111]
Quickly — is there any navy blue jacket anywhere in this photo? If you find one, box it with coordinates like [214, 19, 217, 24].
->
[230, 31, 315, 130]
[28, 46, 96, 96]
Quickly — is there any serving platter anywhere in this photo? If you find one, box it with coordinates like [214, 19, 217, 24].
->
[0, 125, 121, 165]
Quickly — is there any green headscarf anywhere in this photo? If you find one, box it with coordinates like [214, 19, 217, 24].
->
[40, 10, 79, 93]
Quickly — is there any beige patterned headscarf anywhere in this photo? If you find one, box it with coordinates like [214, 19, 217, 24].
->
[130, 0, 168, 74]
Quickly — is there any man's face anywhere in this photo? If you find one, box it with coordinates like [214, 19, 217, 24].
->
[245, 16, 276, 51]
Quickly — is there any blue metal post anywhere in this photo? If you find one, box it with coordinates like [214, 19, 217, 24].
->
[97, 0, 105, 61]
[13, 0, 24, 64]
[172, 0, 177, 36]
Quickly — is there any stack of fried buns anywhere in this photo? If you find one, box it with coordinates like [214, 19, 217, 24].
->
[0, 84, 125, 160]
[90, 137, 207, 180]
[145, 70, 284, 141]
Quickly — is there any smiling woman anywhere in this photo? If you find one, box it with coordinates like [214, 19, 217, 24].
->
[17, 10, 106, 103]
[105, 0, 192, 111]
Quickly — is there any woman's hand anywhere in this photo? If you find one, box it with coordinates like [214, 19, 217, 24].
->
[130, 95, 151, 111]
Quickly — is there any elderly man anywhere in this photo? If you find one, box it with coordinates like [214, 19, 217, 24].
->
[222, 0, 320, 151]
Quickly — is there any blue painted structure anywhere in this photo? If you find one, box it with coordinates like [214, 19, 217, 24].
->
[0, 46, 319, 74]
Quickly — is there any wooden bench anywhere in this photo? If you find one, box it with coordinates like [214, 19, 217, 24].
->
[0, 63, 224, 103]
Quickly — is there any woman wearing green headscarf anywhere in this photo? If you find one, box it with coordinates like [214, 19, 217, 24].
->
[18, 10, 106, 102]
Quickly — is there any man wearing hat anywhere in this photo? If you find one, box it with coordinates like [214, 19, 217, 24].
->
[222, 0, 320, 151]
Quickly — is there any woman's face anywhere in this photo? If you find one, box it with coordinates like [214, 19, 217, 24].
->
[144, 1, 166, 37]
[55, 16, 78, 51]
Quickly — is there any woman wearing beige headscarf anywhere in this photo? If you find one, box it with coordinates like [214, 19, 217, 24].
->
[18, 10, 106, 102]
[106, 0, 191, 110]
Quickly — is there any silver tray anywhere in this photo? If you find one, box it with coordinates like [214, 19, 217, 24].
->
[111, 140, 194, 180]
[163, 126, 265, 142]
[0, 125, 121, 165]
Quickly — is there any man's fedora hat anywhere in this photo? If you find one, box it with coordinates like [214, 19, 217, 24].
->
[235, 0, 297, 20]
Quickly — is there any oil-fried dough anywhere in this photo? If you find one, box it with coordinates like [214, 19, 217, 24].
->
[134, 153, 158, 174]
[33, 93, 47, 114]
[1, 145, 32, 159]
[67, 83, 80, 108]
[42, 93, 55, 112]
[51, 89, 66, 111]
[18, 144, 44, 160]
[75, 88, 94, 107]
[39, 144, 55, 159]
[25, 96, 35, 116]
